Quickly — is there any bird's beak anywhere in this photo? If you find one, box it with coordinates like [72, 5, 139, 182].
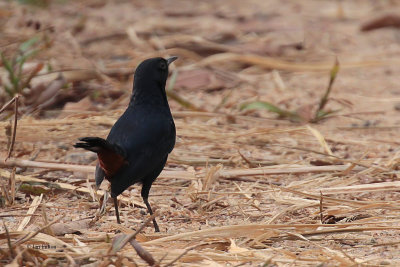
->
[166, 56, 178, 65]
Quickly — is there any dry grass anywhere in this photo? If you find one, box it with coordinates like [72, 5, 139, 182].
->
[1, 0, 400, 266]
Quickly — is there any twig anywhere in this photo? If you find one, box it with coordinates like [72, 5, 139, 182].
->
[319, 191, 323, 224]
[110, 213, 157, 254]
[0, 95, 17, 114]
[275, 226, 400, 241]
[219, 164, 365, 178]
[233, 262, 252, 267]
[0, 95, 20, 162]
[237, 150, 257, 168]
[163, 244, 203, 267]
[3, 221, 15, 258]
[201, 196, 225, 209]
[6, 94, 19, 161]
[318, 181, 400, 194]
[0, 214, 41, 217]
[9, 167, 16, 205]
[156, 253, 169, 266]
[0, 158, 96, 173]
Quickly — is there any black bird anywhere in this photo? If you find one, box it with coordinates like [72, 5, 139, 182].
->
[74, 56, 177, 232]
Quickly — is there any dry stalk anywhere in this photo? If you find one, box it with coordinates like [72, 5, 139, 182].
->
[237, 150, 257, 167]
[270, 144, 372, 169]
[17, 194, 43, 231]
[3, 221, 15, 259]
[319, 191, 324, 224]
[64, 252, 78, 267]
[41, 203, 55, 236]
[0, 214, 41, 218]
[0, 158, 194, 180]
[9, 167, 16, 206]
[277, 226, 400, 240]
[163, 244, 203, 267]
[318, 181, 400, 194]
[7, 94, 19, 161]
[0, 94, 20, 161]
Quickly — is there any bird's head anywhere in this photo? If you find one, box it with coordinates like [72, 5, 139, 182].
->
[134, 57, 177, 90]
[131, 56, 178, 105]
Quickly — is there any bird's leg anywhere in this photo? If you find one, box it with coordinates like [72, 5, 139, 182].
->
[114, 197, 121, 224]
[141, 183, 160, 232]
[143, 197, 160, 232]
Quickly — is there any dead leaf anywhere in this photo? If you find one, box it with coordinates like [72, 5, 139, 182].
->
[26, 74, 66, 113]
[174, 68, 236, 92]
[361, 14, 400, 31]
[295, 104, 315, 122]
[310, 159, 334, 166]
[19, 183, 51, 195]
[51, 219, 90, 236]
[129, 239, 157, 266]
[58, 96, 96, 118]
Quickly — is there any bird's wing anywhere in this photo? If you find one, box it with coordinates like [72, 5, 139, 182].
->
[106, 107, 175, 197]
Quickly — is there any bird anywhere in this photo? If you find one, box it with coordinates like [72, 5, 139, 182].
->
[74, 56, 178, 232]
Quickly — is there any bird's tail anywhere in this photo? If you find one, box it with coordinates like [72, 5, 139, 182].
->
[74, 137, 126, 178]
[73, 137, 113, 153]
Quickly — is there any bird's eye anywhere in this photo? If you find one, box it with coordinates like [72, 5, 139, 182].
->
[159, 61, 167, 70]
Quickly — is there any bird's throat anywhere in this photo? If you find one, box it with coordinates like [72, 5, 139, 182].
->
[130, 86, 168, 107]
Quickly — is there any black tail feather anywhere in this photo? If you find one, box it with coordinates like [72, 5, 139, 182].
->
[73, 137, 111, 153]
[74, 137, 125, 157]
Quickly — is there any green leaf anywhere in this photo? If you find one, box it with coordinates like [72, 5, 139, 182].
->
[240, 101, 302, 121]
[316, 59, 340, 113]
[16, 49, 39, 65]
[1, 53, 19, 95]
[1, 53, 13, 74]
[16, 55, 27, 80]
[330, 58, 340, 81]
[313, 109, 340, 122]
[19, 183, 51, 195]
[46, 62, 53, 72]
[18, 36, 39, 52]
